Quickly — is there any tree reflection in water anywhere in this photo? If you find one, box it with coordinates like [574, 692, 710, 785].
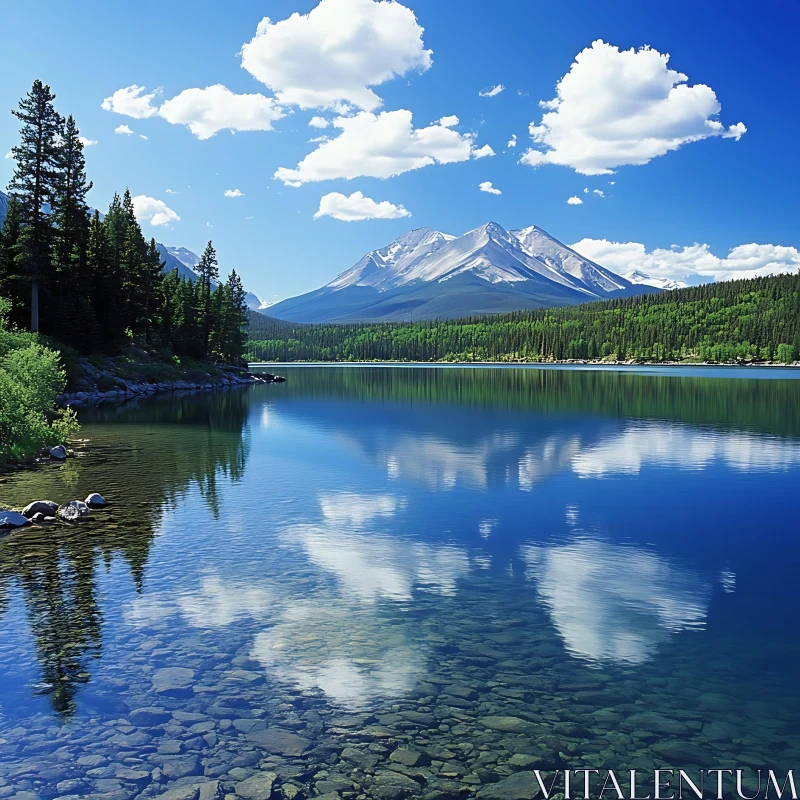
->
[0, 388, 252, 716]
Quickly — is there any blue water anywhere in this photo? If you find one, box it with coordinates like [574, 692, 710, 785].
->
[0, 365, 798, 798]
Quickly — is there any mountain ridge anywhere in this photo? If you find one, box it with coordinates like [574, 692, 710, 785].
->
[269, 221, 657, 323]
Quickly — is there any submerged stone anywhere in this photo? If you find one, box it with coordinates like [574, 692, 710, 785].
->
[247, 728, 311, 757]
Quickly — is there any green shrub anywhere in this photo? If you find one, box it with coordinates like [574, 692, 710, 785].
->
[0, 301, 79, 463]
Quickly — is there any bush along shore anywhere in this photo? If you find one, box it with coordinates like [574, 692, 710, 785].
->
[57, 347, 284, 409]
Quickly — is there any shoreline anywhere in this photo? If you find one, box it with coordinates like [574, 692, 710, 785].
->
[58, 371, 267, 409]
[249, 359, 800, 369]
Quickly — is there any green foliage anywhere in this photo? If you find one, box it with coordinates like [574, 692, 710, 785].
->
[0, 80, 250, 365]
[248, 274, 800, 365]
[0, 301, 79, 462]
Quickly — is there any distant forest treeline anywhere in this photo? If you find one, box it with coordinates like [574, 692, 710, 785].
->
[247, 273, 800, 364]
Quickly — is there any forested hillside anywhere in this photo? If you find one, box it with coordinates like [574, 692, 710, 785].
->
[248, 273, 800, 364]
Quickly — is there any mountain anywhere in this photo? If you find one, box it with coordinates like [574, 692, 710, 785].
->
[625, 269, 689, 291]
[269, 222, 657, 323]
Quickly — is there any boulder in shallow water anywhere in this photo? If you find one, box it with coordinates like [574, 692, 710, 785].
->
[49, 445, 68, 460]
[0, 510, 30, 529]
[31, 512, 57, 525]
[58, 500, 90, 521]
[23, 500, 59, 518]
[85, 493, 107, 508]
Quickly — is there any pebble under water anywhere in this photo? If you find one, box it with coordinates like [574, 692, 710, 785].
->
[1, 365, 799, 800]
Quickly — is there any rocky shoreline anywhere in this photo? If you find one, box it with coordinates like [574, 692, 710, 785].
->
[59, 354, 285, 409]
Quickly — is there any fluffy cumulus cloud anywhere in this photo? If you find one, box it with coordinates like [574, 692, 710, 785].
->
[224, 189, 245, 197]
[132, 195, 180, 227]
[240, 0, 432, 111]
[314, 190, 411, 221]
[567, 196, 583, 205]
[472, 144, 495, 159]
[521, 40, 746, 175]
[101, 85, 160, 118]
[158, 84, 285, 140]
[507, 134, 517, 148]
[78, 136, 97, 147]
[114, 124, 134, 135]
[275, 110, 488, 186]
[572, 238, 800, 283]
[309, 116, 329, 128]
[479, 84, 505, 98]
[479, 181, 501, 195]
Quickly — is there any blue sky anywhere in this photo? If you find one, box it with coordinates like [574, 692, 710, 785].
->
[1, 0, 798, 302]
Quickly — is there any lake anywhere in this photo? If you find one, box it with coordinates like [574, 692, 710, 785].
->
[1, 365, 799, 800]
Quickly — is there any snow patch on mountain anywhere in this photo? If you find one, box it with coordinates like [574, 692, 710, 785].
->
[327, 227, 455, 291]
[513, 225, 630, 293]
[625, 270, 688, 291]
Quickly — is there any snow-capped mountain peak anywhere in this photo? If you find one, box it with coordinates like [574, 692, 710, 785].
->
[512, 225, 631, 294]
[625, 270, 688, 291]
[326, 227, 456, 291]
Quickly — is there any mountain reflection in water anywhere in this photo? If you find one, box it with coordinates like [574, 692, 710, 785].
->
[0, 366, 797, 798]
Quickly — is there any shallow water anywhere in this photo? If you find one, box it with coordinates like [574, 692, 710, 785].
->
[1, 366, 799, 800]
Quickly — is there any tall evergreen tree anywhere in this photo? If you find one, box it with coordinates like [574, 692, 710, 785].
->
[52, 115, 91, 279]
[8, 80, 64, 332]
[224, 270, 249, 364]
[195, 241, 219, 358]
[0, 196, 25, 328]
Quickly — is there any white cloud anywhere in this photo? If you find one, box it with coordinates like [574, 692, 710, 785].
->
[224, 188, 245, 198]
[314, 190, 411, 221]
[275, 110, 488, 186]
[159, 85, 286, 140]
[507, 134, 517, 148]
[165, 188, 177, 194]
[4, 151, 12, 159]
[309, 116, 330, 128]
[571, 238, 800, 283]
[101, 85, 160, 119]
[240, 0, 432, 111]
[78, 137, 97, 147]
[583, 187, 589, 193]
[479, 84, 505, 98]
[479, 181, 501, 195]
[567, 196, 583, 205]
[472, 144, 495, 159]
[308, 135, 329, 143]
[521, 40, 746, 175]
[132, 195, 180, 227]
[114, 124, 134, 135]
[139, 134, 148, 140]
[593, 189, 605, 197]
[438, 115, 459, 128]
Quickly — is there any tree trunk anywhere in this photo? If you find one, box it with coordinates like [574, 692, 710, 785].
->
[31, 280, 39, 332]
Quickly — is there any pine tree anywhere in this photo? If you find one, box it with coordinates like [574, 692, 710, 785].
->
[50, 115, 96, 349]
[195, 241, 219, 359]
[8, 80, 64, 332]
[223, 270, 249, 364]
[52, 115, 92, 279]
[138, 239, 165, 345]
[0, 196, 26, 328]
